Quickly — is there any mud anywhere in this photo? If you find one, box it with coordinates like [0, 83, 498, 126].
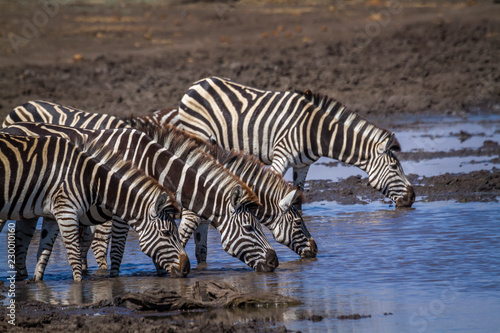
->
[1, 281, 298, 332]
[1, 0, 499, 331]
[305, 168, 500, 205]
[0, 1, 499, 118]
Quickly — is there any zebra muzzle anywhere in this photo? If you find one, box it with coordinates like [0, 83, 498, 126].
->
[396, 185, 416, 208]
[301, 238, 318, 258]
[170, 253, 191, 278]
[255, 249, 279, 272]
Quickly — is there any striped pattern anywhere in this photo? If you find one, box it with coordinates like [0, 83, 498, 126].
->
[138, 123, 318, 260]
[179, 77, 415, 207]
[0, 133, 187, 281]
[2, 121, 278, 272]
[2, 100, 128, 129]
[128, 107, 180, 129]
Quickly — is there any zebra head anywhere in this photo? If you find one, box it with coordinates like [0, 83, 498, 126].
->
[363, 133, 415, 207]
[137, 192, 190, 278]
[215, 185, 279, 272]
[269, 189, 318, 258]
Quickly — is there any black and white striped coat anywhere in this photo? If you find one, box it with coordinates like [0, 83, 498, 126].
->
[2, 122, 278, 273]
[0, 133, 187, 281]
[130, 122, 318, 261]
[179, 76, 415, 207]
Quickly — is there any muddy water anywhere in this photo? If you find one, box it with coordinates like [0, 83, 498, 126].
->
[1, 200, 500, 332]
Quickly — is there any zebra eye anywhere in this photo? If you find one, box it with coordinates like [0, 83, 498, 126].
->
[243, 225, 255, 233]
[161, 230, 171, 237]
[390, 163, 398, 171]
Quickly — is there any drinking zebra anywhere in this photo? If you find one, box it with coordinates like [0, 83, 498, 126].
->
[127, 121, 318, 263]
[179, 76, 415, 207]
[0, 133, 188, 281]
[2, 122, 278, 274]
[3, 101, 318, 267]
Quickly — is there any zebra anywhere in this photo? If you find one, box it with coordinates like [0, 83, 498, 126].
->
[0, 132, 188, 281]
[1, 122, 279, 273]
[179, 76, 415, 208]
[4, 101, 317, 267]
[127, 121, 318, 263]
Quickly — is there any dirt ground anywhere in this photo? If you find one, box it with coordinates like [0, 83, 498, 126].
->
[0, 0, 499, 331]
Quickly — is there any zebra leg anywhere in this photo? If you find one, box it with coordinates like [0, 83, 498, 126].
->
[79, 225, 94, 272]
[91, 222, 112, 269]
[178, 210, 209, 264]
[53, 215, 83, 281]
[178, 210, 201, 247]
[33, 217, 60, 281]
[194, 221, 209, 264]
[15, 219, 38, 280]
[292, 165, 310, 210]
[109, 219, 130, 277]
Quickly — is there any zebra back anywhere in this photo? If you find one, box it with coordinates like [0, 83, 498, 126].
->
[2, 100, 129, 130]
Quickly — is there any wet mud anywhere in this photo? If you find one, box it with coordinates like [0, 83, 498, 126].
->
[305, 168, 500, 205]
[1, 0, 499, 331]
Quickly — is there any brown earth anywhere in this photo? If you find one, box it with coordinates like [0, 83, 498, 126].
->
[0, 0, 499, 331]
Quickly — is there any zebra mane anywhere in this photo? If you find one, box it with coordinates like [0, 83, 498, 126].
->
[135, 122, 298, 206]
[216, 149, 299, 204]
[134, 122, 261, 206]
[78, 135, 178, 211]
[295, 89, 394, 144]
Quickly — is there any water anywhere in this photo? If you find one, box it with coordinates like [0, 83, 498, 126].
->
[1, 201, 500, 332]
[1, 114, 499, 331]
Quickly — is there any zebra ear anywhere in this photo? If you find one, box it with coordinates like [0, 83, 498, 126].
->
[155, 193, 169, 213]
[384, 133, 401, 152]
[279, 189, 299, 212]
[230, 185, 243, 210]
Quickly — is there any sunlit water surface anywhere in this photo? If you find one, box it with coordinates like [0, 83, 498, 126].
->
[1, 201, 499, 332]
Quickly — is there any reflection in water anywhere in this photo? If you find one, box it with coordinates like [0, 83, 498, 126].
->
[1, 201, 500, 332]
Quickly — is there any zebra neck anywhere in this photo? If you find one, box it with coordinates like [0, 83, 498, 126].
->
[215, 150, 289, 223]
[137, 126, 258, 220]
[150, 147, 233, 219]
[319, 108, 388, 167]
[91, 161, 150, 225]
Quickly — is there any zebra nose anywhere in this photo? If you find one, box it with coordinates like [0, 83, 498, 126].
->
[256, 249, 279, 272]
[396, 185, 415, 208]
[301, 238, 318, 258]
[266, 249, 279, 270]
[170, 253, 190, 278]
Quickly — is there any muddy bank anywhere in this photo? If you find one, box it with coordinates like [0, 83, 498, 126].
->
[305, 169, 500, 205]
[0, 280, 376, 332]
[0, 281, 299, 332]
[0, 1, 499, 119]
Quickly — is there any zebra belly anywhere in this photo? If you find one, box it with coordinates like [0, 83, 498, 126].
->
[0, 195, 52, 221]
